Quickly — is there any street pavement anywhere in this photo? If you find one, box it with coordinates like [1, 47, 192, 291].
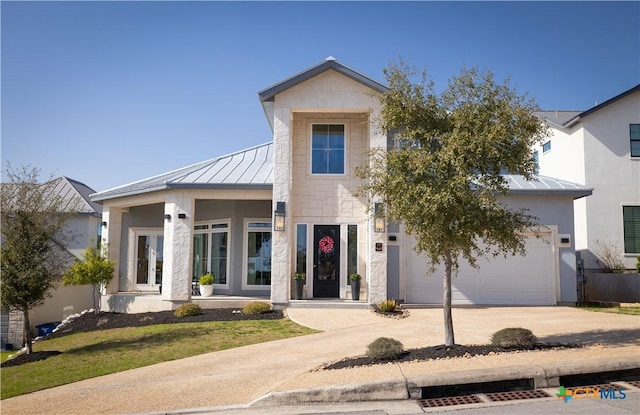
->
[1, 306, 638, 415]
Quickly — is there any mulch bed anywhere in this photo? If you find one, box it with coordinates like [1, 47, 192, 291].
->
[321, 342, 580, 370]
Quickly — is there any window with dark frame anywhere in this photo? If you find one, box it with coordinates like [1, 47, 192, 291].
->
[623, 206, 640, 254]
[630, 124, 640, 157]
[311, 124, 345, 174]
[542, 141, 551, 153]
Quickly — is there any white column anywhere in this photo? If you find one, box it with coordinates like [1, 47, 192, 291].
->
[270, 107, 293, 305]
[101, 204, 122, 295]
[367, 109, 388, 305]
[161, 192, 194, 302]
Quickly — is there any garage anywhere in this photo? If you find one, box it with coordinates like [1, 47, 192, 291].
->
[405, 232, 557, 305]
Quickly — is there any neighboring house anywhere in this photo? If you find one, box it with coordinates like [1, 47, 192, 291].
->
[1, 177, 102, 349]
[91, 57, 591, 313]
[534, 85, 640, 274]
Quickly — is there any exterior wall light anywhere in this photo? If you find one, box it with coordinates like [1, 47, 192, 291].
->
[101, 221, 108, 228]
[178, 213, 187, 219]
[274, 201, 286, 231]
[374, 203, 385, 233]
[164, 214, 172, 221]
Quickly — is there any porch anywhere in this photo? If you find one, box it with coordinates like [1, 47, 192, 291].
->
[101, 293, 371, 313]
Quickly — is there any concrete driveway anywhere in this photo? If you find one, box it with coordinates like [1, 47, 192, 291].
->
[1, 306, 638, 414]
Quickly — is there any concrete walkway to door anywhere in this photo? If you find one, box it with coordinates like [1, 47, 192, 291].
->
[1, 307, 638, 415]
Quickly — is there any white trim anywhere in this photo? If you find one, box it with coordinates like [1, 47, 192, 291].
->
[193, 219, 231, 289]
[128, 227, 163, 292]
[308, 122, 349, 176]
[242, 218, 273, 290]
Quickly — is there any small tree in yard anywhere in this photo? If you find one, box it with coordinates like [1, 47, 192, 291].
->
[63, 245, 114, 313]
[1, 165, 80, 353]
[356, 62, 548, 346]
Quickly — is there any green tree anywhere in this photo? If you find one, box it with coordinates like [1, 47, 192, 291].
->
[63, 245, 114, 313]
[1, 166, 79, 353]
[356, 62, 548, 346]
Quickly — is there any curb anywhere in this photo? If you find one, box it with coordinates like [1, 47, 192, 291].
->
[252, 357, 640, 407]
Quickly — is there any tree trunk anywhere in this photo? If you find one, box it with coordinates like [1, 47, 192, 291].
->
[443, 251, 455, 346]
[93, 285, 101, 314]
[22, 306, 33, 354]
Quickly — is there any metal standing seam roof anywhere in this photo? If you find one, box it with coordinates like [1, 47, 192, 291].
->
[90, 142, 274, 202]
[503, 174, 592, 198]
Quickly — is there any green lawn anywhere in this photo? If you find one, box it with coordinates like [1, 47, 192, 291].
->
[578, 305, 640, 316]
[1, 319, 316, 399]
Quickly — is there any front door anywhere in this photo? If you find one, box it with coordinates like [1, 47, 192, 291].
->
[135, 232, 163, 291]
[313, 225, 340, 298]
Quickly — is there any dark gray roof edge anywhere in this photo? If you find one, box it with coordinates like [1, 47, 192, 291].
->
[544, 84, 640, 128]
[508, 188, 593, 199]
[258, 58, 387, 102]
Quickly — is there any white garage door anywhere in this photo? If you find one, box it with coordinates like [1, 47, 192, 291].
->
[405, 233, 556, 305]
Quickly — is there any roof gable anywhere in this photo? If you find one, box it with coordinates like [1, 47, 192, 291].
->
[537, 84, 640, 128]
[258, 57, 387, 132]
[258, 56, 387, 102]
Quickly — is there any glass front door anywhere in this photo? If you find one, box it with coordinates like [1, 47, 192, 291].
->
[313, 225, 340, 298]
[135, 232, 163, 291]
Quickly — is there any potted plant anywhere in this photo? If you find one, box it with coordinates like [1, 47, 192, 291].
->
[293, 272, 306, 300]
[349, 273, 361, 301]
[199, 273, 215, 297]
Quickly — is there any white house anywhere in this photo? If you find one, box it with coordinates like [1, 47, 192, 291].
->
[2, 177, 102, 349]
[91, 58, 592, 312]
[534, 85, 640, 273]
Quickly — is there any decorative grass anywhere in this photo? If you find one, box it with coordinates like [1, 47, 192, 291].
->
[1, 319, 316, 399]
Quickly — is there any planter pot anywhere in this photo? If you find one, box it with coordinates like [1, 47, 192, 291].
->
[294, 279, 305, 300]
[351, 279, 361, 301]
[199, 284, 214, 297]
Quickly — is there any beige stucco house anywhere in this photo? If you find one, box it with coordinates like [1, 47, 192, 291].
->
[91, 58, 592, 313]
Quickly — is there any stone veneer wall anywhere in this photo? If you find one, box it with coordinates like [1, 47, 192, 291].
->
[291, 112, 369, 298]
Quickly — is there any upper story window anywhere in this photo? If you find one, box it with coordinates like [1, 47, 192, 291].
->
[532, 150, 539, 173]
[311, 124, 345, 174]
[542, 140, 551, 153]
[630, 124, 640, 157]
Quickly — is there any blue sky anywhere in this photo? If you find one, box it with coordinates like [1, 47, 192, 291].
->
[2, 1, 639, 192]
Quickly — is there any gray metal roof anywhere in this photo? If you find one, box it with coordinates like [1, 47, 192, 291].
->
[53, 177, 102, 215]
[504, 174, 592, 199]
[536, 84, 640, 128]
[2, 176, 101, 215]
[535, 111, 582, 128]
[91, 142, 273, 202]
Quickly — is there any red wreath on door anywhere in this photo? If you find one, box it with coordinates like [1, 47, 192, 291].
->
[318, 236, 334, 254]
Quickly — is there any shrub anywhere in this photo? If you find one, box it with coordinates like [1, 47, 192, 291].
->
[349, 273, 361, 281]
[242, 302, 272, 315]
[366, 337, 404, 360]
[636, 257, 640, 273]
[293, 272, 306, 280]
[199, 273, 214, 285]
[378, 299, 398, 313]
[595, 240, 625, 273]
[174, 303, 202, 317]
[490, 328, 537, 348]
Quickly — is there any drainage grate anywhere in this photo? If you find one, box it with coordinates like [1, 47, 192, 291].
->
[485, 389, 551, 402]
[627, 380, 640, 388]
[568, 383, 626, 394]
[418, 394, 484, 408]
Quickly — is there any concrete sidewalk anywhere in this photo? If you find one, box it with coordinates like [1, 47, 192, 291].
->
[1, 307, 639, 415]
